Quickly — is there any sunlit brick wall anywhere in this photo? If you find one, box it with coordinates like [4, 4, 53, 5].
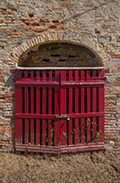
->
[0, 0, 120, 152]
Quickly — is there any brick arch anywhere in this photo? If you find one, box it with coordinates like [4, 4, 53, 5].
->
[10, 31, 107, 68]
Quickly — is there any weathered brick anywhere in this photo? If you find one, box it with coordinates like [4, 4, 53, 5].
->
[0, 0, 120, 153]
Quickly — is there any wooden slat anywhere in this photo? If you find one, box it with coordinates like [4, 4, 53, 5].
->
[16, 112, 104, 119]
[60, 71, 67, 145]
[30, 70, 34, 81]
[48, 71, 52, 146]
[15, 70, 22, 80]
[98, 70, 104, 143]
[48, 87, 52, 146]
[81, 71, 85, 144]
[68, 71, 73, 145]
[36, 71, 40, 81]
[42, 71, 46, 145]
[75, 71, 79, 144]
[98, 86, 104, 143]
[61, 81, 104, 86]
[54, 71, 60, 146]
[15, 71, 22, 152]
[86, 71, 91, 144]
[28, 71, 34, 146]
[42, 89, 46, 145]
[30, 86, 34, 145]
[24, 71, 29, 147]
[15, 70, 23, 144]
[15, 85, 22, 144]
[36, 86, 40, 145]
[24, 86, 29, 145]
[15, 142, 105, 154]
[15, 81, 59, 87]
[60, 143, 105, 153]
[92, 71, 97, 143]
[98, 70, 104, 78]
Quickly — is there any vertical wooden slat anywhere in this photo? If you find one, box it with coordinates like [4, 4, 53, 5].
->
[24, 71, 29, 146]
[30, 86, 34, 144]
[24, 86, 29, 145]
[15, 71, 22, 145]
[86, 70, 91, 144]
[42, 71, 46, 145]
[81, 70, 85, 144]
[75, 71, 79, 144]
[60, 71, 67, 145]
[98, 70, 104, 143]
[98, 86, 104, 143]
[30, 71, 34, 145]
[48, 87, 52, 145]
[54, 71, 60, 146]
[48, 71, 52, 146]
[68, 71, 73, 145]
[36, 86, 40, 145]
[36, 71, 40, 81]
[92, 71, 97, 143]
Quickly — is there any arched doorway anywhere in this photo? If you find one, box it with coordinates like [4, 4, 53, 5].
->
[18, 41, 103, 68]
[14, 41, 107, 156]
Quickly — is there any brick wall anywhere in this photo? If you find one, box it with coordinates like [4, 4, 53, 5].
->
[0, 0, 120, 152]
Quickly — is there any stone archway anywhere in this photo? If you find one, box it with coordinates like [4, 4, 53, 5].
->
[10, 31, 107, 69]
[18, 41, 103, 68]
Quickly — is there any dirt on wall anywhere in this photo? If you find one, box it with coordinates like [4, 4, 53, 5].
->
[0, 152, 120, 183]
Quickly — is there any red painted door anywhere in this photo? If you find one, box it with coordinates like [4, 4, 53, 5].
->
[59, 70, 106, 154]
[15, 70, 106, 155]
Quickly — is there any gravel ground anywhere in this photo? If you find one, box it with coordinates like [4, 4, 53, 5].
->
[0, 152, 120, 183]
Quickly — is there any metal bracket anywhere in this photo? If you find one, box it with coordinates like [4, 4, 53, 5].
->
[55, 115, 70, 120]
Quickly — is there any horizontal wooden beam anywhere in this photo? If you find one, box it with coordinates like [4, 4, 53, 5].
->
[15, 81, 59, 86]
[15, 143, 105, 154]
[15, 112, 104, 119]
[61, 81, 104, 86]
[15, 81, 104, 87]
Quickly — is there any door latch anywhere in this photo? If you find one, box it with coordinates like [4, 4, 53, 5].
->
[55, 115, 70, 120]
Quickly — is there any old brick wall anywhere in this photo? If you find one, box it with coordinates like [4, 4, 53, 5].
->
[0, 0, 120, 152]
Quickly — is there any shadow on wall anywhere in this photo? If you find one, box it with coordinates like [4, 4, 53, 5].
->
[2, 72, 16, 152]
[5, 73, 15, 87]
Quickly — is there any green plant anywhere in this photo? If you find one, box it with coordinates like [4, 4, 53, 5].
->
[51, 122, 54, 145]
[84, 118, 102, 143]
[63, 132, 67, 137]
[51, 128, 54, 139]
[96, 129, 102, 143]
[96, 131, 100, 143]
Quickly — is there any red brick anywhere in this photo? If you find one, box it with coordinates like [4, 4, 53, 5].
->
[8, 32, 22, 35]
[28, 12, 34, 17]
[49, 25, 56, 29]
[116, 39, 120, 42]
[34, 28, 44, 32]
[105, 19, 115, 22]
[52, 20, 59, 23]
[31, 22, 39, 26]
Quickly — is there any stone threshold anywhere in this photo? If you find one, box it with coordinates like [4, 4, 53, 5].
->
[16, 66, 104, 70]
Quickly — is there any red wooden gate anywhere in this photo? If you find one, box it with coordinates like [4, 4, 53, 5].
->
[15, 70, 107, 156]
